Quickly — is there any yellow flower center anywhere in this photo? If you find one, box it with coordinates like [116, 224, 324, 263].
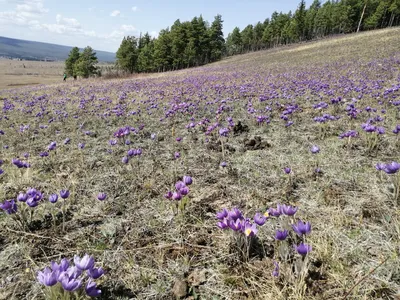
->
[245, 228, 252, 236]
[264, 211, 269, 217]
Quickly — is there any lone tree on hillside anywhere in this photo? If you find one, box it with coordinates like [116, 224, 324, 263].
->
[64, 46, 99, 79]
[74, 46, 99, 78]
[65, 47, 80, 79]
[116, 36, 138, 74]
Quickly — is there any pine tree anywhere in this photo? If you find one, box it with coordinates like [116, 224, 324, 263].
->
[65, 47, 80, 79]
[226, 27, 242, 55]
[294, 0, 307, 41]
[116, 36, 138, 74]
[74, 46, 98, 78]
[208, 15, 225, 62]
[153, 29, 172, 72]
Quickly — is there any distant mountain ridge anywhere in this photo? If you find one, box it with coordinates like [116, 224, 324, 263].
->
[0, 36, 115, 62]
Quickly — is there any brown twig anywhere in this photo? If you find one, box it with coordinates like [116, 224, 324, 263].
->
[342, 256, 390, 299]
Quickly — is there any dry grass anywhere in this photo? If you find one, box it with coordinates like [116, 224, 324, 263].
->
[0, 60, 116, 90]
[0, 60, 65, 90]
[1, 27, 400, 300]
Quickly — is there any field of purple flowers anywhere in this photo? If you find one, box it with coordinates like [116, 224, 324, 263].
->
[1, 28, 400, 299]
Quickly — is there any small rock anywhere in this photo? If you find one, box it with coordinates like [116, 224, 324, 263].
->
[172, 279, 187, 298]
[188, 269, 206, 287]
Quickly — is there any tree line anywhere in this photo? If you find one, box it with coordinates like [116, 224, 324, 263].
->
[117, 0, 400, 73]
[66, 0, 400, 77]
[116, 14, 225, 73]
[226, 0, 400, 55]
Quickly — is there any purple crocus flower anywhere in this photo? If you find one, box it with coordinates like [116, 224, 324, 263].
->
[64, 138, 71, 144]
[220, 161, 227, 167]
[228, 208, 243, 221]
[228, 218, 243, 231]
[286, 121, 294, 127]
[376, 127, 385, 135]
[272, 261, 279, 277]
[97, 193, 107, 201]
[78, 143, 85, 149]
[217, 220, 228, 229]
[60, 275, 82, 291]
[85, 280, 101, 297]
[27, 188, 42, 200]
[0, 169, 3, 175]
[254, 212, 266, 226]
[40, 151, 49, 157]
[49, 194, 58, 203]
[219, 128, 229, 137]
[281, 204, 298, 216]
[127, 149, 135, 157]
[383, 162, 400, 174]
[295, 243, 312, 256]
[74, 254, 95, 271]
[310, 145, 320, 154]
[179, 186, 189, 196]
[375, 163, 385, 171]
[122, 156, 129, 164]
[267, 207, 281, 217]
[48, 142, 56, 151]
[164, 191, 173, 199]
[175, 181, 186, 191]
[244, 221, 258, 237]
[284, 167, 291, 174]
[62, 266, 82, 280]
[174, 152, 180, 159]
[17, 193, 28, 202]
[176, 137, 182, 142]
[37, 267, 58, 287]
[26, 198, 39, 207]
[0, 199, 17, 214]
[12, 158, 25, 168]
[51, 258, 70, 272]
[275, 229, 289, 241]
[292, 220, 312, 236]
[392, 125, 400, 134]
[172, 192, 182, 201]
[87, 267, 104, 279]
[60, 190, 70, 199]
[362, 123, 376, 132]
[216, 208, 228, 220]
[183, 175, 193, 185]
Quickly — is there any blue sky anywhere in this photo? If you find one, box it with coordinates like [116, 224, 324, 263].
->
[0, 0, 309, 52]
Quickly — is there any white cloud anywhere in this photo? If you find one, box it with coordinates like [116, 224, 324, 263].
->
[120, 25, 136, 32]
[56, 14, 81, 29]
[16, 0, 49, 16]
[150, 31, 158, 38]
[0, 0, 48, 26]
[110, 10, 120, 17]
[0, 1, 134, 50]
[37, 14, 82, 34]
[131, 6, 138, 12]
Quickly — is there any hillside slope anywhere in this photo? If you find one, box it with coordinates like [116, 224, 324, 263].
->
[0, 36, 115, 62]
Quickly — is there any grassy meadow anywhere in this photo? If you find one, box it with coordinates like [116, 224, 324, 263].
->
[1, 27, 400, 299]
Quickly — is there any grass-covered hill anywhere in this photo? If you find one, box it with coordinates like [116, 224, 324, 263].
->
[0, 36, 115, 62]
[0, 27, 400, 299]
